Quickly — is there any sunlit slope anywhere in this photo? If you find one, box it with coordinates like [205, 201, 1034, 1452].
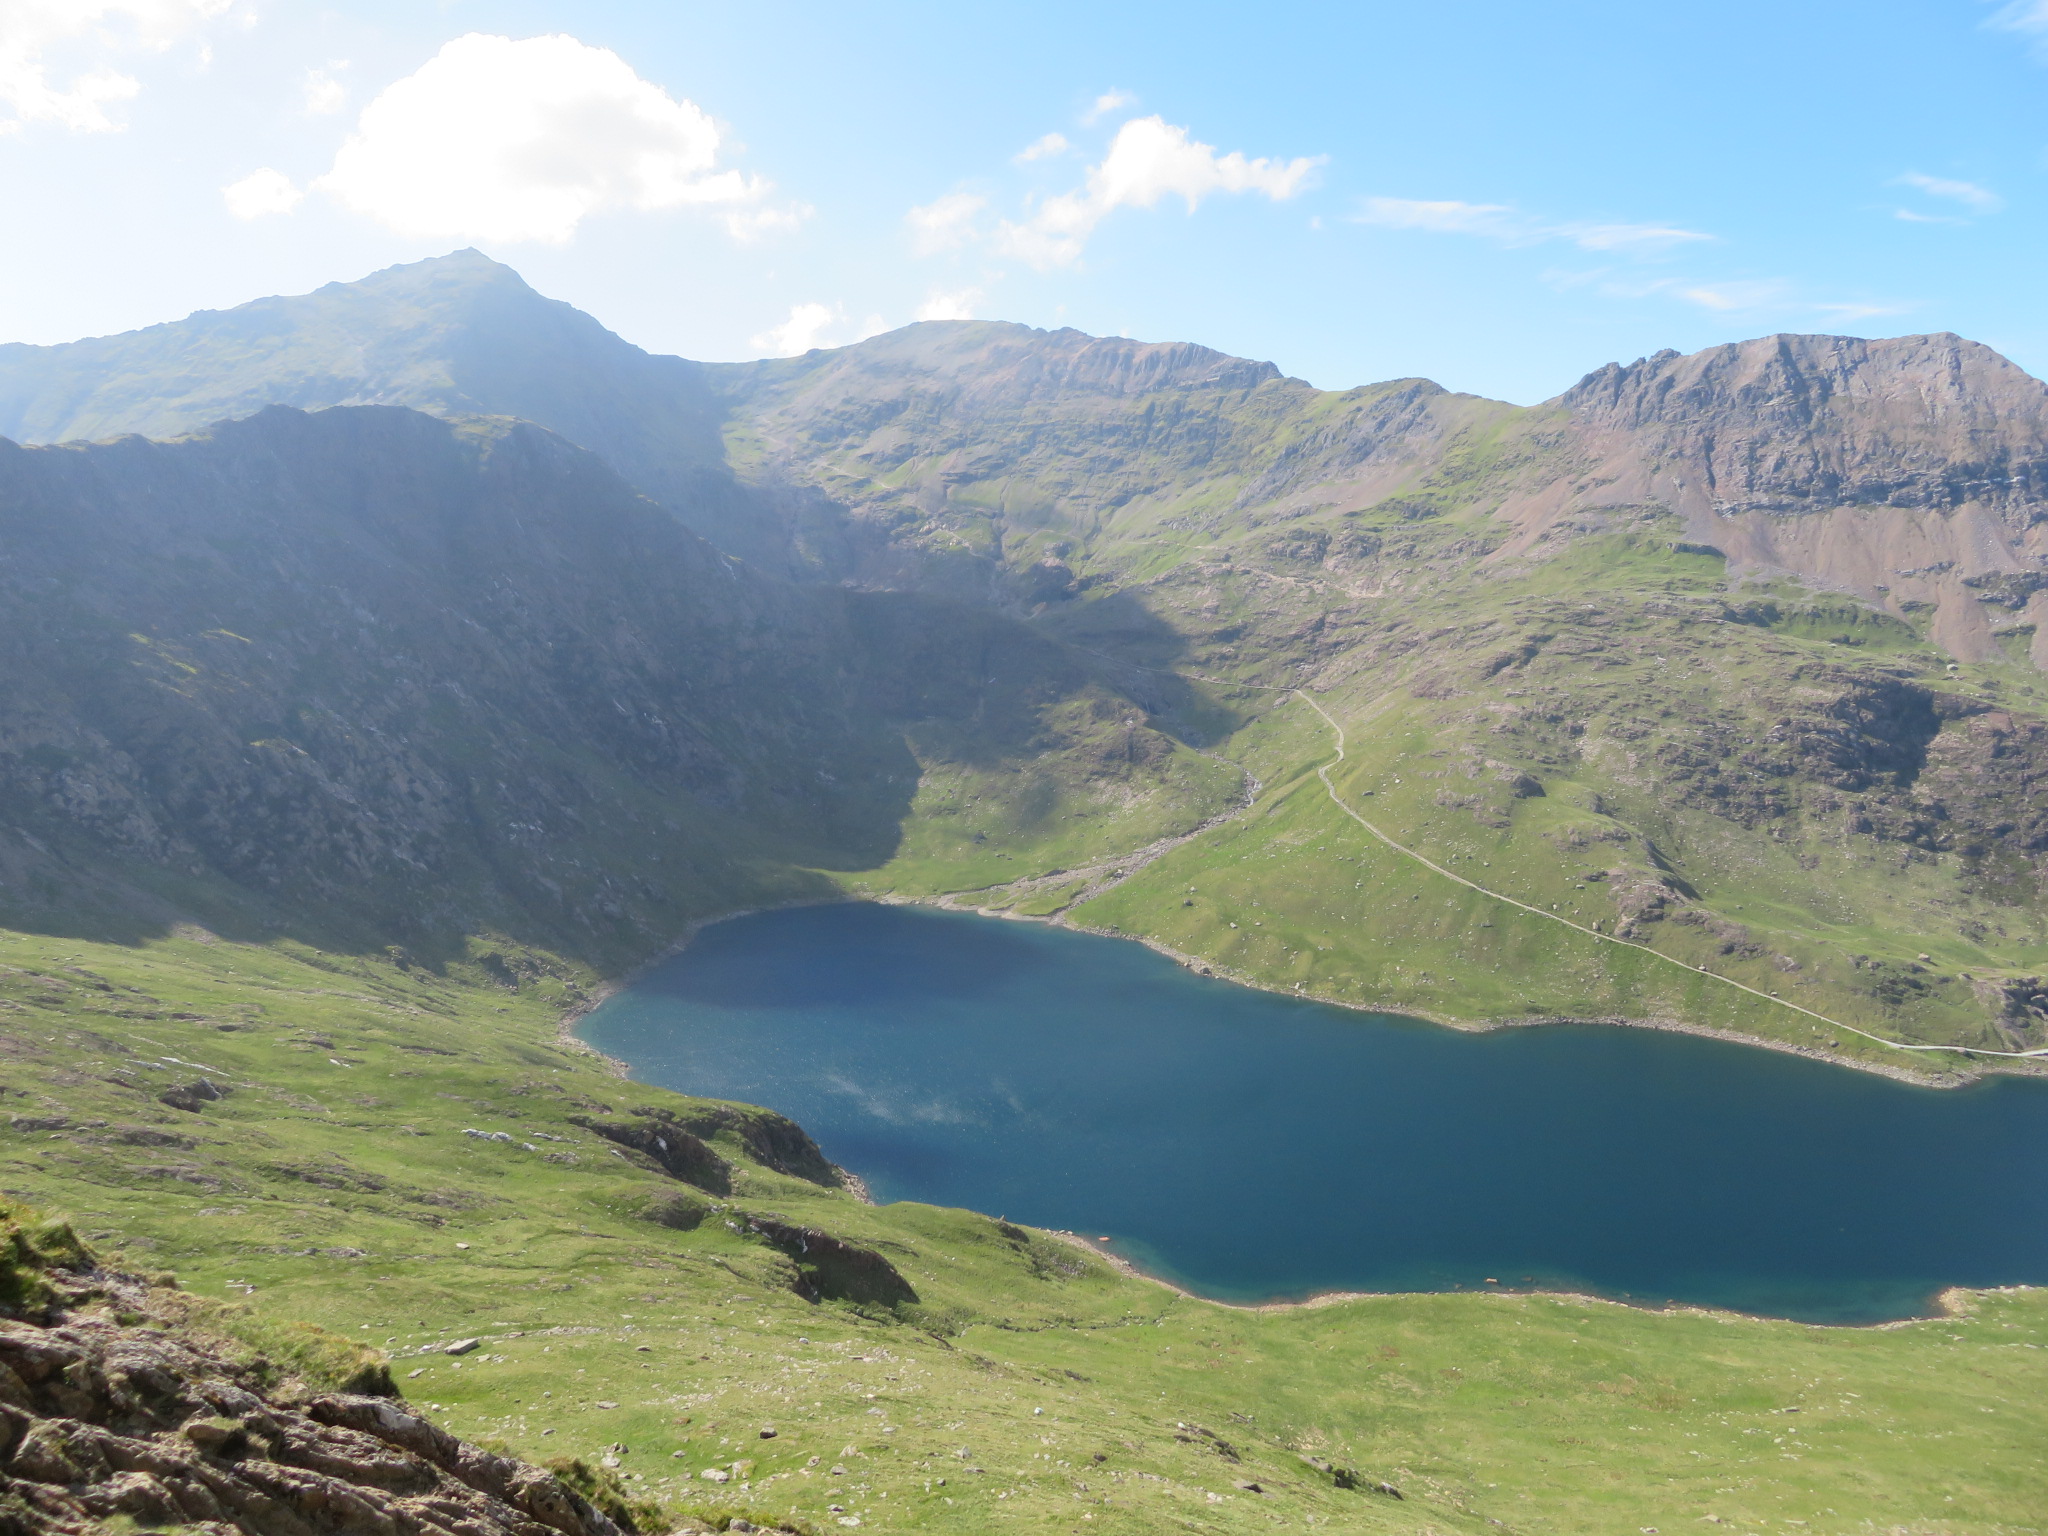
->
[1003, 514, 2048, 1060]
[0, 924, 2039, 1536]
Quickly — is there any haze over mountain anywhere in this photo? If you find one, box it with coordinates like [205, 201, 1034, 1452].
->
[9, 252, 2047, 665]
[1, 254, 2047, 1056]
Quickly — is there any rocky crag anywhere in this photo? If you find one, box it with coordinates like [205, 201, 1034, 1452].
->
[0, 1203, 648, 1536]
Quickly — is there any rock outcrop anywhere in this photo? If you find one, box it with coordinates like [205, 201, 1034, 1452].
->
[0, 1209, 628, 1536]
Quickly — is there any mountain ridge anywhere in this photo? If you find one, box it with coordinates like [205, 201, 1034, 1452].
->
[11, 253, 2046, 659]
[3, 253, 2047, 1061]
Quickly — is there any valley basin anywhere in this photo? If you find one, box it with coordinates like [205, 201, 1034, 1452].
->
[577, 902, 2048, 1324]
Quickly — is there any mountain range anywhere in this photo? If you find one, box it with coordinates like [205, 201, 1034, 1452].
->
[0, 253, 2045, 1535]
[0, 249, 2042, 1057]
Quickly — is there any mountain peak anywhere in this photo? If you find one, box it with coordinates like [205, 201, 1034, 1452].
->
[316, 248, 539, 301]
[1559, 331, 2048, 431]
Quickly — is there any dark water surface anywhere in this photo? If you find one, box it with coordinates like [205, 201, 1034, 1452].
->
[578, 903, 2048, 1323]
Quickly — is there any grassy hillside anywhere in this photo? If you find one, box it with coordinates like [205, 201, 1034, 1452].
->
[824, 506, 2048, 1069]
[0, 923, 2041, 1535]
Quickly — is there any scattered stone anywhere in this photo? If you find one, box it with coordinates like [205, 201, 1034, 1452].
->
[760, 1426, 778, 1438]
[700, 1467, 731, 1483]
[443, 1337, 480, 1356]
[158, 1078, 228, 1114]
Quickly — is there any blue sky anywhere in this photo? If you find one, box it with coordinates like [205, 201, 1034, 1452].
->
[5, 1, 2047, 402]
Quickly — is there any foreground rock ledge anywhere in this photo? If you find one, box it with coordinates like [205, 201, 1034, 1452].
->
[0, 1256, 625, 1536]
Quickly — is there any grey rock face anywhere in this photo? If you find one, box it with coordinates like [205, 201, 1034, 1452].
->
[0, 1270, 624, 1536]
[1559, 332, 2048, 517]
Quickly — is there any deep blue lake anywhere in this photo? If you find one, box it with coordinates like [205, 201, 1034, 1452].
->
[577, 902, 2048, 1324]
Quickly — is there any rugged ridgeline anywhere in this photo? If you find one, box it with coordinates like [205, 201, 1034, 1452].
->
[0, 404, 1230, 962]
[2, 252, 2046, 1052]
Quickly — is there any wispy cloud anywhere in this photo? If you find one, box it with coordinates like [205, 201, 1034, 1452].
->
[752, 301, 839, 356]
[1, 0, 231, 135]
[999, 115, 1323, 267]
[221, 166, 303, 219]
[301, 63, 347, 116]
[1671, 280, 1908, 322]
[906, 190, 987, 255]
[1014, 131, 1069, 164]
[916, 287, 982, 321]
[1893, 170, 2001, 212]
[1990, 1, 2048, 44]
[1083, 89, 1134, 124]
[1674, 279, 1791, 312]
[1355, 196, 1713, 255]
[1546, 267, 1909, 324]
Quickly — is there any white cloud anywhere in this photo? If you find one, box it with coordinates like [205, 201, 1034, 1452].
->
[1675, 280, 1791, 312]
[0, 0, 229, 134]
[1356, 196, 1711, 254]
[1810, 300, 1914, 322]
[1015, 131, 1070, 163]
[753, 302, 839, 356]
[916, 287, 982, 321]
[907, 190, 987, 255]
[1893, 207, 1966, 225]
[1893, 170, 2001, 212]
[222, 167, 303, 218]
[1083, 89, 1134, 123]
[1356, 197, 1518, 237]
[1566, 221, 1714, 253]
[302, 64, 346, 116]
[1001, 115, 1322, 268]
[1669, 283, 1906, 322]
[1991, 1, 2048, 40]
[314, 33, 788, 244]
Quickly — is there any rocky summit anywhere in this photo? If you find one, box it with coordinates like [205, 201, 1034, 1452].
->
[0, 255, 2043, 1534]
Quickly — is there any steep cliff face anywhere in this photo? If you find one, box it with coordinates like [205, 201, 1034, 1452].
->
[1515, 334, 2048, 662]
[1559, 333, 2048, 516]
[0, 401, 1219, 958]
[0, 404, 915, 952]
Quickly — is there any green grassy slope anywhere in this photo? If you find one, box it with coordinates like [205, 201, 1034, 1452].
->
[0, 924, 2041, 1535]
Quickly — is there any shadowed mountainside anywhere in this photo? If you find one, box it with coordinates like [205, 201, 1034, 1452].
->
[0, 403, 1225, 961]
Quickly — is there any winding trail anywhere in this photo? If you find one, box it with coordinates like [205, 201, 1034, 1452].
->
[1284, 688, 2048, 1062]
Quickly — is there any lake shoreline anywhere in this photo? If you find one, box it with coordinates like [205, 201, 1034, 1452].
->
[563, 889, 2006, 1091]
[910, 891, 1990, 1090]
[571, 897, 2048, 1331]
[1038, 1230, 1984, 1330]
